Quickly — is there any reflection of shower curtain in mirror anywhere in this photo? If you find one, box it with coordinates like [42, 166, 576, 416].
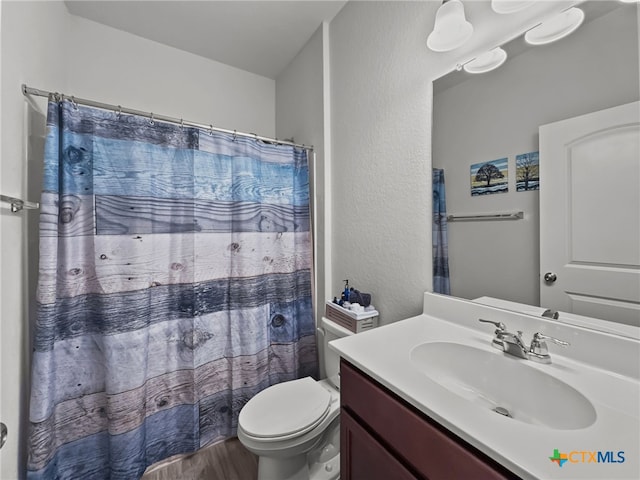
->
[432, 168, 450, 294]
[27, 98, 317, 479]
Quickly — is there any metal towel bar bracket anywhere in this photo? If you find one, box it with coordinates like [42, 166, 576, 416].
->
[1, 194, 40, 213]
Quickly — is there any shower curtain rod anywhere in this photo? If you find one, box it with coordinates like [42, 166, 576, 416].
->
[21, 84, 314, 151]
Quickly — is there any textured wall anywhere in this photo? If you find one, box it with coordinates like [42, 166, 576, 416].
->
[329, 1, 434, 324]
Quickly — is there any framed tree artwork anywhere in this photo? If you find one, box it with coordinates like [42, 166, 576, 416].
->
[516, 151, 540, 191]
[470, 158, 508, 196]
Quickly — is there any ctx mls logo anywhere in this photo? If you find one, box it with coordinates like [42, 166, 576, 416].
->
[550, 449, 568, 467]
[549, 449, 625, 467]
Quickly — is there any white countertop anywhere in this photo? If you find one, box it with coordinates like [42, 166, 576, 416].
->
[329, 293, 640, 480]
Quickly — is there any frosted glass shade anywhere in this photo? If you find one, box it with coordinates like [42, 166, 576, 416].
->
[491, 1, 535, 14]
[525, 7, 585, 45]
[463, 47, 507, 74]
[427, 0, 474, 52]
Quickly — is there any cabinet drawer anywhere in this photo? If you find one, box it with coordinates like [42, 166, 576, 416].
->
[340, 359, 518, 480]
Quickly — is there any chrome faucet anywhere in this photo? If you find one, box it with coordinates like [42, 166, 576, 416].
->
[479, 319, 569, 364]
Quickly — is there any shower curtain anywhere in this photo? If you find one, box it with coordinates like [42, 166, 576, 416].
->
[432, 168, 450, 295]
[27, 98, 317, 479]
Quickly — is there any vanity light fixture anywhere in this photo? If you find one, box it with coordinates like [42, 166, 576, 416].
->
[618, 0, 639, 3]
[463, 47, 508, 74]
[524, 7, 585, 46]
[491, 1, 535, 15]
[427, 0, 474, 52]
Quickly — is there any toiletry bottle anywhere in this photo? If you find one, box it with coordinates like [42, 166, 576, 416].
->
[343, 280, 350, 302]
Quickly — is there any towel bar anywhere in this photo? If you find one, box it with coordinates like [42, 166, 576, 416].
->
[447, 211, 523, 222]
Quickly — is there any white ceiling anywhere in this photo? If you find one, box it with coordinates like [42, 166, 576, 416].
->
[65, 1, 586, 81]
[64, 1, 347, 79]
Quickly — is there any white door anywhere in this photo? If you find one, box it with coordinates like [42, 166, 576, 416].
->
[539, 101, 640, 326]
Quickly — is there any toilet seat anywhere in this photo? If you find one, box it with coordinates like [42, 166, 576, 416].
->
[239, 377, 332, 441]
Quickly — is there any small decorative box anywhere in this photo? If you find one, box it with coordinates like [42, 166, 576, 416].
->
[325, 301, 379, 333]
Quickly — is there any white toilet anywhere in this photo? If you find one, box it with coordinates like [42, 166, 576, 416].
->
[237, 317, 354, 480]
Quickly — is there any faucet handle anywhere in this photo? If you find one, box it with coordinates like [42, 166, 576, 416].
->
[542, 309, 560, 320]
[478, 318, 506, 331]
[533, 332, 569, 347]
[529, 332, 569, 357]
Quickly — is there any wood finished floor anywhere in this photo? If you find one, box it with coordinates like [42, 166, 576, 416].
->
[141, 438, 258, 480]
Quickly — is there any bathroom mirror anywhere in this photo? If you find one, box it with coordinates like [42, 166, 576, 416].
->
[432, 1, 639, 327]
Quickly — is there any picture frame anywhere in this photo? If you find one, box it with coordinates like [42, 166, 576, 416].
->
[516, 151, 540, 191]
[470, 158, 508, 196]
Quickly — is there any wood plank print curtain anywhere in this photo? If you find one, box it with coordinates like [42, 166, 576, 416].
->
[27, 98, 317, 479]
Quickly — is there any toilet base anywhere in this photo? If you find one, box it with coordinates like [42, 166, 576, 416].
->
[308, 452, 340, 480]
[257, 454, 309, 480]
[254, 417, 340, 480]
[256, 451, 340, 480]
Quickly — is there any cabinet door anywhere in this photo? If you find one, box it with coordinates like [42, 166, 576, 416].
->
[341, 360, 518, 480]
[341, 408, 418, 480]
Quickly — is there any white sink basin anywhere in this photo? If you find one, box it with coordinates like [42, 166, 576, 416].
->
[410, 342, 597, 430]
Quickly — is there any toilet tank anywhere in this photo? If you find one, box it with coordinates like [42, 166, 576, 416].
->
[320, 317, 354, 389]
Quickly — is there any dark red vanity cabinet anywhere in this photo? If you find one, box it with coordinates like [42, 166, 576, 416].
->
[340, 359, 520, 480]
[341, 409, 417, 480]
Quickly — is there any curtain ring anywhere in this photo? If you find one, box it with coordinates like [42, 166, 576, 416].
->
[233, 130, 237, 142]
[180, 119, 184, 129]
[209, 125, 214, 136]
[149, 113, 155, 125]
[116, 105, 122, 119]
[70, 96, 78, 110]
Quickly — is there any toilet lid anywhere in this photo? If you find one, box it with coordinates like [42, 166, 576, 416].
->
[239, 377, 331, 439]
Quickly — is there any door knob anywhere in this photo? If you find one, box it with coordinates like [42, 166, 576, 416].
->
[544, 272, 557, 283]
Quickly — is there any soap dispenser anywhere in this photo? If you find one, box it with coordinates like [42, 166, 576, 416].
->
[342, 279, 350, 302]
